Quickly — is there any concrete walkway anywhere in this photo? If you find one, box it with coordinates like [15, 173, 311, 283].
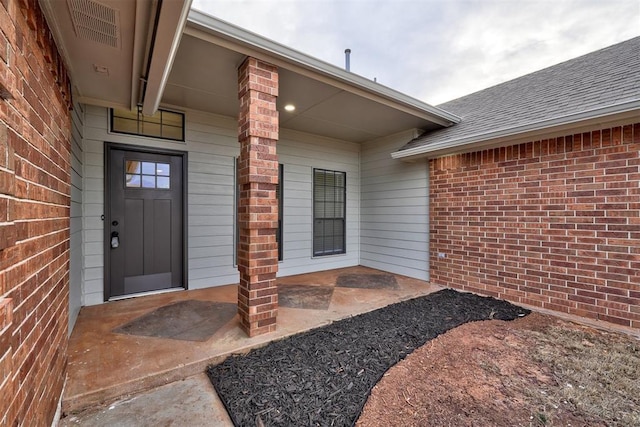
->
[60, 266, 441, 424]
[60, 374, 233, 426]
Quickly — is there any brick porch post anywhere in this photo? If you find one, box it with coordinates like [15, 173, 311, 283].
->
[236, 57, 279, 337]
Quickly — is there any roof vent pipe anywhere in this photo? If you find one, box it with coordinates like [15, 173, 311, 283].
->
[344, 48, 351, 72]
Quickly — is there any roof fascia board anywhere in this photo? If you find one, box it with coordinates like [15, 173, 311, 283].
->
[186, 10, 460, 127]
[392, 100, 640, 160]
[141, 0, 192, 116]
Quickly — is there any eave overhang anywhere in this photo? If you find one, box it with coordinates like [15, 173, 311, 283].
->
[391, 100, 640, 161]
[141, 0, 192, 115]
[40, 0, 191, 112]
[185, 9, 460, 128]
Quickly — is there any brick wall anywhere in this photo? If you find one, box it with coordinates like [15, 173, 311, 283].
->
[430, 123, 640, 329]
[0, 0, 72, 425]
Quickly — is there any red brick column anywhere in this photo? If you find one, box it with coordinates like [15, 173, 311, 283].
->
[237, 57, 279, 337]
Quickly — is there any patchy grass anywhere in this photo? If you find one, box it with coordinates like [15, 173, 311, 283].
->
[527, 325, 640, 426]
[358, 313, 639, 427]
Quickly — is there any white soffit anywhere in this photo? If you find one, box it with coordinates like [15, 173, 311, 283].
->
[40, 0, 139, 109]
[41, 0, 191, 111]
[184, 9, 460, 128]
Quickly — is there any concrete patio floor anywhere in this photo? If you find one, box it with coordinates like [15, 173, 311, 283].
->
[60, 266, 441, 423]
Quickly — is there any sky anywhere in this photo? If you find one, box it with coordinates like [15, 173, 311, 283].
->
[191, 0, 640, 106]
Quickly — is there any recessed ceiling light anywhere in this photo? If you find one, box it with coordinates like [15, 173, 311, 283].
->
[284, 104, 295, 112]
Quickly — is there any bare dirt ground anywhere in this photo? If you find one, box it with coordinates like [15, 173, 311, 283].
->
[357, 312, 640, 427]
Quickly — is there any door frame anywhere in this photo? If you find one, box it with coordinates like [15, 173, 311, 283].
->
[104, 142, 188, 301]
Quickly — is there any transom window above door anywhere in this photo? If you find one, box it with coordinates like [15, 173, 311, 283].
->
[111, 108, 185, 141]
[125, 160, 171, 189]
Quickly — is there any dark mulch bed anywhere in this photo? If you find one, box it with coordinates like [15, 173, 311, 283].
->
[207, 289, 529, 427]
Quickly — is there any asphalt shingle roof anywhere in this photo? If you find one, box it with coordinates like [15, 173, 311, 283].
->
[399, 36, 640, 153]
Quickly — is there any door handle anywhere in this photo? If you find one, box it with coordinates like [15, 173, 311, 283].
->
[110, 231, 120, 249]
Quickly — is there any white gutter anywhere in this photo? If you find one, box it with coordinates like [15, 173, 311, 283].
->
[391, 99, 640, 160]
[141, 0, 193, 116]
[186, 9, 461, 127]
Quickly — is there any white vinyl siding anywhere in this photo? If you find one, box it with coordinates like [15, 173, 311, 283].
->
[69, 102, 84, 332]
[360, 130, 429, 281]
[79, 107, 359, 304]
[82, 110, 106, 306]
[271, 130, 360, 276]
[81, 106, 239, 304]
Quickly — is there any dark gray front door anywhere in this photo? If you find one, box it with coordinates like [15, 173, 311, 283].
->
[106, 145, 185, 299]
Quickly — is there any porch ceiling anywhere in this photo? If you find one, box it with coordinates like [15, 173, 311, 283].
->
[42, 2, 457, 144]
[163, 11, 459, 144]
[41, 0, 191, 111]
[41, 0, 140, 109]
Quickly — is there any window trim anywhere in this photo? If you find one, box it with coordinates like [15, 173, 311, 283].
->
[312, 168, 346, 257]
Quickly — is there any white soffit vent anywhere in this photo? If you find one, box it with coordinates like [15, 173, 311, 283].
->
[67, 0, 121, 49]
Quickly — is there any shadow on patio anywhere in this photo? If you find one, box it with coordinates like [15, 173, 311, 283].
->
[63, 266, 441, 414]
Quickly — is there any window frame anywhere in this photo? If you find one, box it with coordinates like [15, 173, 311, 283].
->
[110, 107, 185, 142]
[276, 164, 284, 261]
[312, 168, 346, 257]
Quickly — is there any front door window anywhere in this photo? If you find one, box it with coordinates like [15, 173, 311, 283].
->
[125, 161, 171, 189]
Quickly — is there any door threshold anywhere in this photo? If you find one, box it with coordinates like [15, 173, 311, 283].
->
[109, 287, 186, 302]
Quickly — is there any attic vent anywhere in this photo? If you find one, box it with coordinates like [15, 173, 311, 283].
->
[67, 0, 121, 49]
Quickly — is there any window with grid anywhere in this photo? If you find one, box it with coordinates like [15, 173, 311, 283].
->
[124, 160, 170, 189]
[313, 169, 346, 256]
[111, 107, 184, 141]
